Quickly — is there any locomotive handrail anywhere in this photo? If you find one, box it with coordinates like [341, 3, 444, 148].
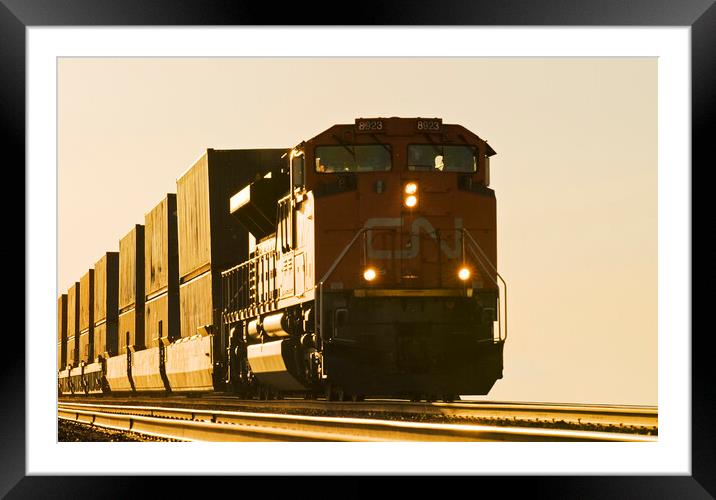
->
[460, 228, 507, 342]
[221, 249, 279, 318]
[316, 227, 371, 348]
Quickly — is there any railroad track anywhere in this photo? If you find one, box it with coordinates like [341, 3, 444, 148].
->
[58, 400, 657, 442]
[59, 395, 658, 431]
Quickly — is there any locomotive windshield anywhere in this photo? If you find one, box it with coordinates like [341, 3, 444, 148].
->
[315, 144, 392, 173]
[408, 144, 477, 172]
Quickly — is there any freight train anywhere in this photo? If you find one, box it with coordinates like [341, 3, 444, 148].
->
[57, 117, 507, 402]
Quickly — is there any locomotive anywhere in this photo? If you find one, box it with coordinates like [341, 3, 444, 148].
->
[58, 117, 507, 402]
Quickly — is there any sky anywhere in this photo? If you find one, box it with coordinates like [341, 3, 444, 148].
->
[58, 57, 657, 406]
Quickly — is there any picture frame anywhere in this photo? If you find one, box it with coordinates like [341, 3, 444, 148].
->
[7, 0, 712, 495]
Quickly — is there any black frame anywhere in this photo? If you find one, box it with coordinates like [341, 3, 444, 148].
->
[6, 0, 712, 496]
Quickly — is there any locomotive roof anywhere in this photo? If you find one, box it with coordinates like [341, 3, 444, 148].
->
[301, 117, 497, 157]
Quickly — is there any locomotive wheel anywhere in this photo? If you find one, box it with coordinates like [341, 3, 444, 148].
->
[336, 387, 346, 402]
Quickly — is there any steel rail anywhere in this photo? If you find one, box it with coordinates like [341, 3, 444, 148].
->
[58, 397, 658, 430]
[58, 402, 656, 442]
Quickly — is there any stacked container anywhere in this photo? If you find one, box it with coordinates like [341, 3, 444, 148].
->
[118, 225, 145, 352]
[94, 252, 119, 358]
[57, 294, 68, 370]
[144, 194, 179, 346]
[66, 282, 80, 367]
[177, 149, 285, 339]
[79, 270, 94, 363]
[165, 149, 283, 392]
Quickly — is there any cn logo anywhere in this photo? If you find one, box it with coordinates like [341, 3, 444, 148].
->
[364, 217, 463, 259]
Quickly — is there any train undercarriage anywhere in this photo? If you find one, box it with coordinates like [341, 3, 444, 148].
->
[222, 291, 504, 402]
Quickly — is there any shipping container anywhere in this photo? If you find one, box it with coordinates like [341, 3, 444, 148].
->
[57, 294, 67, 369]
[119, 224, 145, 310]
[145, 292, 174, 347]
[176, 149, 285, 342]
[94, 252, 118, 323]
[79, 270, 94, 332]
[118, 308, 144, 352]
[179, 271, 214, 339]
[145, 194, 178, 296]
[67, 282, 80, 366]
[177, 149, 285, 280]
[94, 252, 119, 357]
[67, 336, 77, 368]
[118, 225, 145, 351]
[93, 322, 109, 359]
[57, 294, 67, 342]
[79, 270, 94, 362]
[79, 331, 91, 363]
[144, 194, 180, 346]
[57, 342, 66, 371]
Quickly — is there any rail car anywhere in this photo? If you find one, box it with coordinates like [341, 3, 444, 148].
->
[58, 117, 507, 402]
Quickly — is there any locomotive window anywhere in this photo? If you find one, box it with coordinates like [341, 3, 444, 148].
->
[407, 145, 477, 172]
[292, 154, 304, 188]
[315, 145, 391, 173]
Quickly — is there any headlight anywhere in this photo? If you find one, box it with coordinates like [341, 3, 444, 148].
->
[363, 268, 377, 281]
[404, 182, 418, 195]
[404, 194, 418, 208]
[458, 267, 471, 281]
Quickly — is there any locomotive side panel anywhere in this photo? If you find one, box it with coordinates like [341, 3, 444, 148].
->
[294, 192, 316, 298]
[273, 192, 317, 309]
[312, 189, 360, 290]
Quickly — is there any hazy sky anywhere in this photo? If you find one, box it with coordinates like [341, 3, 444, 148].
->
[58, 57, 656, 406]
